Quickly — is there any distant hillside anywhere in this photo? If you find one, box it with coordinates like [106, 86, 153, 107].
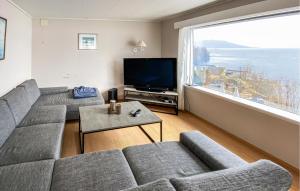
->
[199, 40, 250, 48]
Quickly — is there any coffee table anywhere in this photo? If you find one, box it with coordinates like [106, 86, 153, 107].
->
[79, 101, 162, 153]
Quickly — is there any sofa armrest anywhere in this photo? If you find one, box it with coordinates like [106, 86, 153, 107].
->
[170, 160, 292, 191]
[39, 87, 69, 95]
[180, 131, 247, 170]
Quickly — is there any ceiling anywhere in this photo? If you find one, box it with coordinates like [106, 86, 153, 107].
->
[11, 0, 217, 21]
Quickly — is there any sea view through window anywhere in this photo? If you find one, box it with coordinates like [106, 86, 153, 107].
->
[193, 13, 300, 115]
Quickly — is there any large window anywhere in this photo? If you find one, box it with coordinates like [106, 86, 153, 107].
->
[193, 13, 300, 115]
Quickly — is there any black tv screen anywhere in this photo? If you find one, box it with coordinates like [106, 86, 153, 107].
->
[124, 58, 177, 90]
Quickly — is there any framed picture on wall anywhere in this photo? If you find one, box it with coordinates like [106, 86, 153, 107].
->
[0, 17, 7, 60]
[78, 33, 97, 50]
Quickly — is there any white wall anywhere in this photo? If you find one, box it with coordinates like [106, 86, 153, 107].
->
[185, 87, 299, 169]
[32, 19, 161, 99]
[0, 0, 32, 96]
[162, 0, 300, 169]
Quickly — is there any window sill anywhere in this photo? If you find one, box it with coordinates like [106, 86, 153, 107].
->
[185, 85, 300, 125]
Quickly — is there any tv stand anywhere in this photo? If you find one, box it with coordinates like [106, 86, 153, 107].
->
[124, 87, 178, 115]
[135, 87, 166, 93]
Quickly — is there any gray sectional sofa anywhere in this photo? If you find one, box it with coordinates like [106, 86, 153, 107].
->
[0, 79, 292, 191]
[0, 131, 292, 191]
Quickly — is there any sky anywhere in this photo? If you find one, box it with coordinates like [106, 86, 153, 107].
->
[194, 13, 300, 48]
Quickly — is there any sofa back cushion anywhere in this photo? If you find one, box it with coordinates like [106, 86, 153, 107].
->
[180, 131, 247, 170]
[0, 100, 16, 147]
[18, 79, 41, 105]
[1, 87, 32, 125]
[170, 160, 292, 191]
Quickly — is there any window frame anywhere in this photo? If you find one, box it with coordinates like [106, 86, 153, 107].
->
[188, 7, 300, 30]
[189, 8, 300, 123]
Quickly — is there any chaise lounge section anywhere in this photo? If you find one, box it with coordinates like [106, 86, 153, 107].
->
[122, 131, 248, 185]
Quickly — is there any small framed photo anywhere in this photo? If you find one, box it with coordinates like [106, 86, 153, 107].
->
[78, 33, 97, 50]
[0, 17, 7, 60]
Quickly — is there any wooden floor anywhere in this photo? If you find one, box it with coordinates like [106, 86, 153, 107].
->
[62, 111, 299, 191]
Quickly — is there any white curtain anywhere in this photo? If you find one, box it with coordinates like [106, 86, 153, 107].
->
[177, 27, 194, 110]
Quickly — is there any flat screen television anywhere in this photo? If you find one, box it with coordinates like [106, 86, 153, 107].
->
[124, 58, 177, 92]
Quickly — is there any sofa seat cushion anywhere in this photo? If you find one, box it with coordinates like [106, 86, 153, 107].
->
[0, 87, 32, 125]
[17, 79, 41, 105]
[0, 100, 16, 147]
[0, 123, 64, 166]
[123, 142, 211, 185]
[170, 160, 292, 191]
[0, 160, 55, 191]
[35, 90, 104, 112]
[121, 179, 176, 191]
[51, 150, 137, 191]
[18, 105, 66, 127]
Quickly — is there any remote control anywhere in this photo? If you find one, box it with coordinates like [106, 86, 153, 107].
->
[130, 109, 141, 117]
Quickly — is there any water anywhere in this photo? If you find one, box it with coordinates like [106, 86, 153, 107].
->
[206, 48, 300, 82]
[194, 47, 300, 115]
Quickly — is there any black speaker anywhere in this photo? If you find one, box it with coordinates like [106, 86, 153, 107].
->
[108, 88, 118, 102]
